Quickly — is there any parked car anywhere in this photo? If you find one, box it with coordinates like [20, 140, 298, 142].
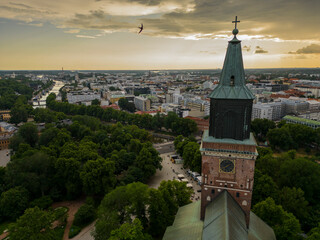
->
[196, 176, 202, 185]
[191, 172, 200, 180]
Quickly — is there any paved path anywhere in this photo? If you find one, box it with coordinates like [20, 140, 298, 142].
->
[0, 149, 10, 167]
[71, 221, 95, 240]
[52, 199, 85, 240]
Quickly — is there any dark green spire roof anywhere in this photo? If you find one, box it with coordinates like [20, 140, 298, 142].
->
[209, 28, 254, 100]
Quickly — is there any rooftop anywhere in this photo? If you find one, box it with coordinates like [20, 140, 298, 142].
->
[283, 115, 320, 126]
[163, 191, 276, 240]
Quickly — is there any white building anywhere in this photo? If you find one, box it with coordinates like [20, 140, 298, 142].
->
[203, 81, 213, 89]
[307, 100, 320, 111]
[134, 96, 151, 111]
[67, 91, 101, 104]
[252, 102, 284, 121]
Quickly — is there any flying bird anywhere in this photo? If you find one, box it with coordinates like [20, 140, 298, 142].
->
[138, 23, 143, 34]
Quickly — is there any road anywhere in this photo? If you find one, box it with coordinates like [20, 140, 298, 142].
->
[148, 152, 201, 201]
[153, 141, 175, 154]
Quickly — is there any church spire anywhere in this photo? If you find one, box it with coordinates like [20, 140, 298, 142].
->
[209, 17, 254, 99]
[208, 17, 255, 140]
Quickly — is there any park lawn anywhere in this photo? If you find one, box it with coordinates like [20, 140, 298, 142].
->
[272, 148, 319, 158]
[69, 225, 82, 239]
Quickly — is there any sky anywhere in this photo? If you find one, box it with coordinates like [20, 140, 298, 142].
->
[1, 0, 320, 70]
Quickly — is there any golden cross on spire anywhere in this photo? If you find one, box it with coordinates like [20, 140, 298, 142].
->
[232, 16, 240, 29]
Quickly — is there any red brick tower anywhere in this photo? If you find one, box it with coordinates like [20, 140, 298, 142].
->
[200, 17, 257, 227]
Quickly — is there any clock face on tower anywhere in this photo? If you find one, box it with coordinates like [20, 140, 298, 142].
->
[219, 159, 235, 173]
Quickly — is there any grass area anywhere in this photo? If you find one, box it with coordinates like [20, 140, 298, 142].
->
[53, 206, 69, 220]
[69, 225, 82, 239]
[272, 148, 320, 158]
[0, 221, 12, 235]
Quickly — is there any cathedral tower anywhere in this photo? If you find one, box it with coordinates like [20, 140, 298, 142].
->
[200, 17, 257, 227]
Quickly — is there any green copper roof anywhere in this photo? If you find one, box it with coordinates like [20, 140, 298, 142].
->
[248, 212, 276, 240]
[283, 115, 320, 126]
[203, 191, 248, 240]
[163, 201, 203, 240]
[201, 130, 257, 146]
[162, 192, 276, 240]
[209, 36, 254, 100]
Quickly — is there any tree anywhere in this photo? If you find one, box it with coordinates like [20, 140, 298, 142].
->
[134, 147, 162, 182]
[307, 223, 320, 240]
[18, 122, 39, 147]
[55, 157, 82, 199]
[147, 188, 171, 237]
[39, 127, 59, 146]
[6, 152, 54, 197]
[0, 186, 29, 220]
[253, 198, 301, 240]
[255, 153, 281, 180]
[279, 187, 309, 223]
[92, 99, 100, 106]
[10, 104, 28, 124]
[73, 203, 96, 227]
[34, 108, 57, 123]
[8, 207, 55, 240]
[252, 170, 279, 205]
[9, 134, 25, 151]
[182, 142, 201, 172]
[283, 124, 315, 148]
[267, 127, 294, 150]
[118, 98, 135, 113]
[108, 219, 152, 240]
[95, 183, 147, 240]
[251, 118, 276, 141]
[278, 158, 320, 204]
[80, 158, 116, 196]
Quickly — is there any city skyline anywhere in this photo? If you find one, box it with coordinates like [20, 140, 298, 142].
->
[1, 0, 320, 70]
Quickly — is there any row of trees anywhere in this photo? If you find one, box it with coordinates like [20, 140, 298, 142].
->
[94, 181, 193, 239]
[251, 118, 320, 152]
[46, 93, 197, 137]
[267, 123, 320, 151]
[251, 148, 320, 239]
[174, 135, 201, 173]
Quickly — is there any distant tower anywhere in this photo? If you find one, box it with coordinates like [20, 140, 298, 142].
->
[60, 67, 65, 79]
[200, 17, 257, 227]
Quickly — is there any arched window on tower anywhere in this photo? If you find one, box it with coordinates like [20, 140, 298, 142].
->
[230, 76, 235, 86]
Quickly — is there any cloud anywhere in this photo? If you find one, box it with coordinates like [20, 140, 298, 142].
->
[0, 0, 320, 41]
[64, 29, 80, 34]
[76, 35, 96, 39]
[288, 44, 320, 54]
[200, 50, 216, 54]
[64, 10, 136, 32]
[18, 21, 43, 27]
[255, 46, 268, 54]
